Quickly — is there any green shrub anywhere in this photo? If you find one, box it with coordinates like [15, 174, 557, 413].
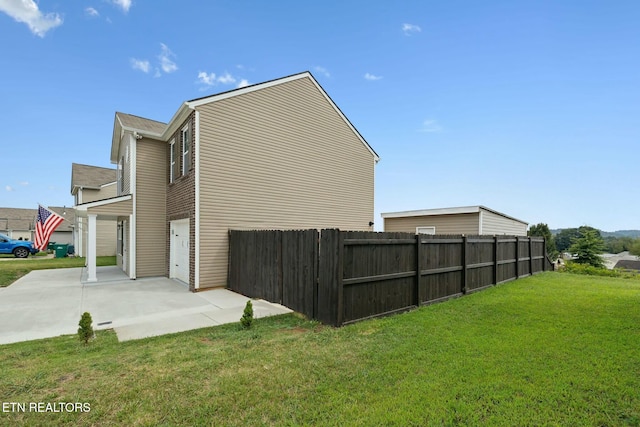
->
[240, 301, 254, 329]
[78, 312, 94, 344]
[562, 261, 640, 280]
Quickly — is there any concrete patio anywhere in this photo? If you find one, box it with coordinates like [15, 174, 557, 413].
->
[0, 266, 291, 345]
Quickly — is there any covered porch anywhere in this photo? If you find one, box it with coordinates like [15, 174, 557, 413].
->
[75, 195, 133, 282]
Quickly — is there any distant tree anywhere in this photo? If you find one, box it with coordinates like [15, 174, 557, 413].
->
[528, 223, 557, 258]
[555, 228, 580, 252]
[569, 228, 606, 268]
[604, 236, 635, 254]
[630, 239, 640, 257]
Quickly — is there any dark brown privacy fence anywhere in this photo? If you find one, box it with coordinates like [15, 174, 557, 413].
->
[228, 229, 553, 326]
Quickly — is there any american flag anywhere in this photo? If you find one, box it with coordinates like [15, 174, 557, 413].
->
[34, 205, 64, 251]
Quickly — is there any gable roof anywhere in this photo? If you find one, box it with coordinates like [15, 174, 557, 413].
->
[110, 71, 379, 163]
[71, 163, 117, 195]
[381, 205, 528, 225]
[613, 259, 640, 271]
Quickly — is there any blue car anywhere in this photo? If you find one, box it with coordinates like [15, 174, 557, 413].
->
[0, 233, 39, 258]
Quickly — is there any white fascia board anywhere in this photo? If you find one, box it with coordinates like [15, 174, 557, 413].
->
[74, 194, 132, 213]
[101, 181, 117, 188]
[194, 110, 201, 290]
[381, 206, 481, 219]
[160, 103, 193, 142]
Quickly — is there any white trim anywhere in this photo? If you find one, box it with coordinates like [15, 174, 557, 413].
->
[130, 133, 137, 279]
[100, 181, 117, 188]
[75, 194, 132, 213]
[416, 226, 436, 235]
[128, 214, 134, 279]
[87, 214, 97, 282]
[181, 124, 190, 176]
[194, 110, 200, 290]
[169, 138, 176, 183]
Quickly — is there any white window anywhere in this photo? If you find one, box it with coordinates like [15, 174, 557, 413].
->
[416, 226, 436, 235]
[169, 139, 176, 183]
[181, 125, 190, 176]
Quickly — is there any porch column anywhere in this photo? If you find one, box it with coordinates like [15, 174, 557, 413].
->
[87, 214, 97, 282]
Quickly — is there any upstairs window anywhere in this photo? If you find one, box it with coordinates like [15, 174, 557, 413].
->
[169, 139, 177, 183]
[416, 226, 436, 235]
[181, 125, 190, 176]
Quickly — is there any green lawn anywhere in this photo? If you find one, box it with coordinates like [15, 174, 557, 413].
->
[0, 256, 116, 287]
[1, 272, 639, 426]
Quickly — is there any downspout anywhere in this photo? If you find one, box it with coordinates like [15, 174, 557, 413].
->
[194, 110, 200, 290]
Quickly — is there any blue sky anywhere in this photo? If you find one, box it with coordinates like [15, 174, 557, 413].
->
[1, 0, 638, 231]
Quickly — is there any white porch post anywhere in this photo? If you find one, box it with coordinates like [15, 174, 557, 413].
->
[87, 214, 97, 282]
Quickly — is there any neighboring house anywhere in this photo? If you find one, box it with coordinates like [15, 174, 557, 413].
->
[0, 207, 73, 244]
[76, 71, 379, 289]
[71, 163, 118, 256]
[613, 259, 640, 271]
[382, 205, 528, 236]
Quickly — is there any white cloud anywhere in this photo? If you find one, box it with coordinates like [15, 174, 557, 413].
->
[130, 58, 150, 73]
[197, 71, 247, 88]
[85, 7, 99, 17]
[18, 181, 28, 186]
[112, 0, 131, 13]
[197, 71, 216, 86]
[364, 73, 382, 81]
[0, 0, 63, 37]
[314, 66, 330, 78]
[402, 23, 421, 36]
[5, 185, 13, 192]
[158, 43, 178, 73]
[419, 119, 442, 133]
[217, 72, 236, 85]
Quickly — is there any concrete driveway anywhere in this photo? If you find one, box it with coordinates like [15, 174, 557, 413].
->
[0, 266, 291, 345]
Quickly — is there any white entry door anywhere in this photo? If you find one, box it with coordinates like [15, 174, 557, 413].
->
[170, 219, 190, 284]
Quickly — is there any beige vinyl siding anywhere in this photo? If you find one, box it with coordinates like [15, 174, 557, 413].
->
[135, 138, 167, 277]
[384, 213, 480, 235]
[197, 76, 375, 288]
[481, 210, 527, 236]
[79, 185, 119, 257]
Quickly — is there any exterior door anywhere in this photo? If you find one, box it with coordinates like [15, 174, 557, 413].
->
[170, 219, 190, 284]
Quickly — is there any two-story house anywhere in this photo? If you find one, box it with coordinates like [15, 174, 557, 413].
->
[76, 71, 379, 289]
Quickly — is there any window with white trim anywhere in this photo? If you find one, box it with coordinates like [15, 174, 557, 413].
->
[181, 125, 190, 176]
[416, 226, 436, 235]
[169, 139, 176, 183]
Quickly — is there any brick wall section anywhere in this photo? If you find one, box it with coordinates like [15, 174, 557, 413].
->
[166, 111, 196, 290]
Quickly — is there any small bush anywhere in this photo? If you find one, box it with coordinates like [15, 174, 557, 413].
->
[78, 312, 94, 344]
[562, 261, 640, 280]
[240, 301, 254, 329]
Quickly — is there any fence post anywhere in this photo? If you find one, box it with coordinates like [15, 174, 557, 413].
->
[529, 237, 534, 275]
[462, 235, 467, 294]
[415, 234, 421, 307]
[543, 237, 547, 272]
[494, 235, 499, 285]
[515, 236, 520, 279]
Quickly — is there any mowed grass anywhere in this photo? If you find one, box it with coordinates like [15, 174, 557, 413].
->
[0, 256, 116, 287]
[1, 272, 639, 426]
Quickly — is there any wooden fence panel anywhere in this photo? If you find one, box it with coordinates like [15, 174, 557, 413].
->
[497, 238, 517, 283]
[342, 231, 416, 323]
[317, 229, 343, 326]
[228, 230, 282, 302]
[466, 236, 496, 292]
[419, 236, 464, 303]
[282, 229, 318, 319]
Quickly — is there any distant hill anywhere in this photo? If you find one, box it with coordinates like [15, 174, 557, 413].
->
[551, 229, 640, 238]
